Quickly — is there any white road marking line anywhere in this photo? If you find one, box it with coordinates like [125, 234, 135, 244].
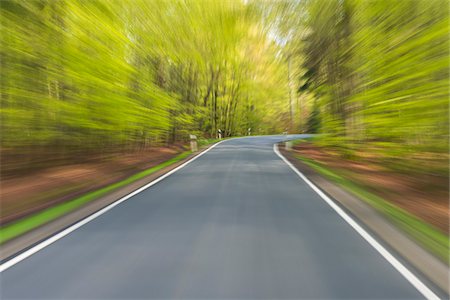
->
[273, 143, 440, 300]
[0, 140, 226, 273]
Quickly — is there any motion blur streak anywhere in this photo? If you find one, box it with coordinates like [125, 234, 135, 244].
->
[0, 0, 448, 296]
[1, 0, 290, 226]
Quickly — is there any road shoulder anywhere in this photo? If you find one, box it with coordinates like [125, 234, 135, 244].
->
[279, 145, 449, 296]
[0, 143, 218, 263]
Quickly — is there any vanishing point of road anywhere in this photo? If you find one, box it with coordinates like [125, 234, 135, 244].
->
[0, 136, 431, 299]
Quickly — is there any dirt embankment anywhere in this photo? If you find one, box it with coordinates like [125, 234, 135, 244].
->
[1, 145, 186, 225]
[292, 142, 449, 233]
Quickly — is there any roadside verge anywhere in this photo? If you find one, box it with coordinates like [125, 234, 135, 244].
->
[277, 143, 449, 297]
[0, 140, 222, 263]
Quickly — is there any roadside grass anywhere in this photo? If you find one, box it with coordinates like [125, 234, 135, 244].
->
[198, 138, 220, 148]
[295, 154, 449, 264]
[0, 151, 192, 245]
[291, 138, 309, 147]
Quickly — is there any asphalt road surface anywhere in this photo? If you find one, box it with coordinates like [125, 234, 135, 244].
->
[1, 136, 429, 299]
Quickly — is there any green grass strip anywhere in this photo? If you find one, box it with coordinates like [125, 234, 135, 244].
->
[198, 138, 220, 148]
[296, 154, 449, 264]
[0, 151, 191, 245]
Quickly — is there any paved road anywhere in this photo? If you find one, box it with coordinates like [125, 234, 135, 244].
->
[1, 136, 426, 299]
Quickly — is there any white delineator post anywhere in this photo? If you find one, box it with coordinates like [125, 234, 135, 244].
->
[189, 134, 198, 152]
[285, 141, 292, 150]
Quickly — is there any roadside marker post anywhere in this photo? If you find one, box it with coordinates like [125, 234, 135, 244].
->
[189, 134, 198, 152]
[285, 141, 292, 150]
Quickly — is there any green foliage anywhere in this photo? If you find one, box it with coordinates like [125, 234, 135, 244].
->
[0, 0, 291, 174]
[276, 0, 449, 175]
[306, 100, 320, 133]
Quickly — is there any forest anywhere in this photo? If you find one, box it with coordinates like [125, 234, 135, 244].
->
[1, 0, 448, 177]
[278, 0, 448, 177]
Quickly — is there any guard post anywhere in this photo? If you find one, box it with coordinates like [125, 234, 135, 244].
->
[285, 140, 292, 150]
[189, 134, 198, 152]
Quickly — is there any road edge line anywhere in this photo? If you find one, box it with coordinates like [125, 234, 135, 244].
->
[0, 139, 226, 273]
[273, 143, 440, 300]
